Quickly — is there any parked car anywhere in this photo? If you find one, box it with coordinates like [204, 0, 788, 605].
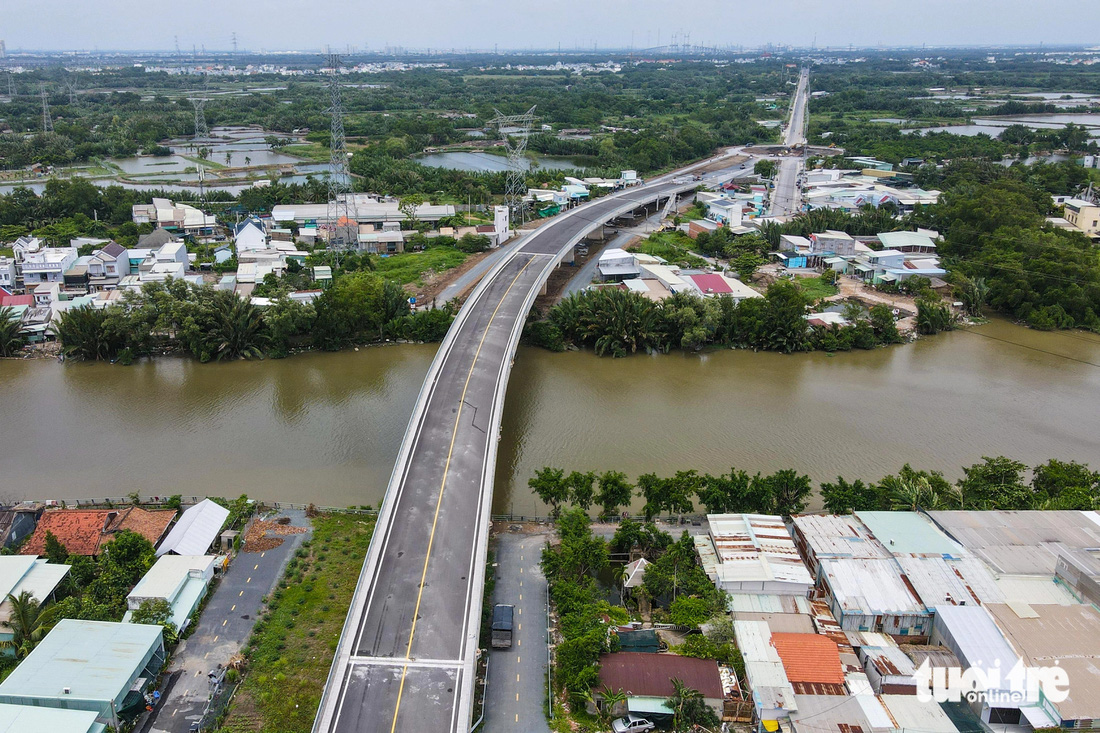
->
[612, 715, 656, 733]
[490, 604, 514, 648]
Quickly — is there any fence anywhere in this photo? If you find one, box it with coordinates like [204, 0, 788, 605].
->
[62, 496, 379, 517]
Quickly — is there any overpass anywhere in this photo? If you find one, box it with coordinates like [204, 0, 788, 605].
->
[312, 176, 699, 733]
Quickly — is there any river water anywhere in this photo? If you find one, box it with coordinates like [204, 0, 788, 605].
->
[1, 320, 1098, 515]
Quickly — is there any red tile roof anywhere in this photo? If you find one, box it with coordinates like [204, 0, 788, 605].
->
[770, 633, 845, 685]
[1, 295, 34, 308]
[100, 507, 175, 552]
[20, 510, 114, 557]
[689, 274, 733, 295]
[598, 652, 723, 699]
[476, 225, 495, 233]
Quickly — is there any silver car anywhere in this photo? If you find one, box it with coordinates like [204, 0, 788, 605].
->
[612, 714, 656, 733]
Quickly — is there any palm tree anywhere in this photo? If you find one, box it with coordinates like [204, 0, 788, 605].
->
[210, 294, 268, 360]
[0, 591, 57, 659]
[0, 306, 25, 357]
[599, 687, 627, 724]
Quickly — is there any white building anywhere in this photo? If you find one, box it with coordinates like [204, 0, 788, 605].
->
[156, 499, 230, 557]
[233, 218, 268, 253]
[597, 248, 641, 281]
[705, 198, 743, 227]
[20, 247, 78, 288]
[124, 555, 217, 633]
[131, 198, 217, 235]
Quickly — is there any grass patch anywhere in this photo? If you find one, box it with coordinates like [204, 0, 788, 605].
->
[629, 231, 709, 268]
[219, 513, 374, 733]
[794, 274, 840, 304]
[373, 246, 468, 286]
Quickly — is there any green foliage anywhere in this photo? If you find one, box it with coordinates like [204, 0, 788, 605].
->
[44, 531, 69, 565]
[595, 471, 634, 520]
[668, 596, 715, 628]
[130, 598, 178, 644]
[958, 456, 1033, 509]
[820, 477, 881, 514]
[667, 678, 720, 732]
[0, 592, 57, 659]
[916, 297, 957, 335]
[753, 159, 777, 178]
[0, 307, 25, 357]
[530, 467, 570, 517]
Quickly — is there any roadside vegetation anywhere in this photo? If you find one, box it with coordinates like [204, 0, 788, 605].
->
[217, 513, 374, 733]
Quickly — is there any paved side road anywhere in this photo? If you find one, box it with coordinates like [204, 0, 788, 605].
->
[146, 510, 311, 733]
[484, 530, 552, 733]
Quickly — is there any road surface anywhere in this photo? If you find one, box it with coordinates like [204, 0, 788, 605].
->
[312, 176, 696, 733]
[771, 68, 810, 217]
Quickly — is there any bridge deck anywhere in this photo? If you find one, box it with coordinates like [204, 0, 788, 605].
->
[314, 181, 695, 733]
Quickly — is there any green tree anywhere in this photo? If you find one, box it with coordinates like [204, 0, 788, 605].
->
[43, 531, 69, 565]
[1032, 459, 1098, 506]
[0, 307, 25, 357]
[667, 678, 720, 732]
[208, 293, 268, 361]
[958, 456, 1033, 509]
[668, 596, 714, 628]
[733, 252, 764, 280]
[565, 470, 597, 511]
[820, 476, 880, 514]
[868, 304, 902, 344]
[763, 469, 813, 516]
[595, 471, 634, 519]
[398, 193, 426, 227]
[529, 467, 570, 517]
[0, 592, 57, 659]
[99, 530, 156, 585]
[130, 598, 179, 644]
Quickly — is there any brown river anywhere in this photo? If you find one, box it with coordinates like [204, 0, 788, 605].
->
[1, 319, 1098, 515]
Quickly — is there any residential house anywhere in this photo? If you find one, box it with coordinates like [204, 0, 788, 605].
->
[0, 506, 40, 549]
[769, 632, 846, 695]
[135, 241, 189, 284]
[0, 620, 165, 729]
[706, 198, 743, 227]
[0, 257, 16, 292]
[20, 507, 174, 558]
[123, 555, 217, 633]
[132, 198, 217, 236]
[595, 652, 724, 721]
[735, 620, 798, 730]
[270, 195, 455, 229]
[62, 258, 91, 296]
[686, 218, 720, 239]
[809, 230, 856, 256]
[20, 247, 78, 288]
[1063, 198, 1100, 238]
[86, 242, 129, 292]
[876, 230, 938, 256]
[0, 556, 70, 655]
[233, 217, 268, 253]
[685, 273, 763, 304]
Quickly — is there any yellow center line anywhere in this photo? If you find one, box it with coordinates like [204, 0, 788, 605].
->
[389, 255, 537, 732]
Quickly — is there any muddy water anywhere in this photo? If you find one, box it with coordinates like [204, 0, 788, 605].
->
[1, 320, 1097, 514]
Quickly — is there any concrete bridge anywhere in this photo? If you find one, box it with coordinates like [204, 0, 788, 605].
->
[311, 177, 700, 733]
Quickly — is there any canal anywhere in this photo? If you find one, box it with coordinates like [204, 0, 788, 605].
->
[1, 319, 1098, 515]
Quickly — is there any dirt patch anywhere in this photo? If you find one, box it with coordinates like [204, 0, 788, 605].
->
[412, 247, 495, 305]
[241, 517, 307, 553]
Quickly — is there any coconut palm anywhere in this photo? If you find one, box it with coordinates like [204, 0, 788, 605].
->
[0, 592, 57, 659]
[209, 294, 268, 360]
[0, 306, 25, 357]
[51, 305, 125, 361]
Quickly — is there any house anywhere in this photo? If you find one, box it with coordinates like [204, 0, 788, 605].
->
[596, 652, 724, 720]
[134, 241, 189, 284]
[706, 198, 743, 227]
[124, 555, 217, 633]
[155, 499, 230, 557]
[0, 704, 105, 733]
[686, 273, 763, 304]
[622, 558, 649, 588]
[1063, 198, 1100, 238]
[233, 217, 268, 253]
[734, 620, 798, 729]
[846, 632, 918, 694]
[779, 235, 812, 254]
[808, 230, 855, 256]
[876, 230, 938, 255]
[86, 242, 128, 292]
[789, 694, 894, 733]
[0, 258, 15, 292]
[686, 219, 720, 239]
[0, 556, 70, 654]
[0, 506, 40, 549]
[20, 507, 174, 558]
[270, 195, 456, 229]
[728, 594, 815, 635]
[0, 620, 165, 729]
[769, 632, 845, 695]
[20, 247, 78, 288]
[696, 514, 813, 596]
[879, 694, 958, 733]
[135, 228, 176, 251]
[597, 248, 641, 282]
[131, 198, 217, 235]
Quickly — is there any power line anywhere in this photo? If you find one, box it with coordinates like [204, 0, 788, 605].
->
[958, 327, 1100, 369]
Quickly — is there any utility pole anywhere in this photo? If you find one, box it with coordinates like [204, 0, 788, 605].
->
[232, 32, 238, 54]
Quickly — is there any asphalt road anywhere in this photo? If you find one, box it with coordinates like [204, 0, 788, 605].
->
[312, 179, 696, 733]
[484, 531, 552, 733]
[771, 68, 810, 217]
[148, 510, 311, 733]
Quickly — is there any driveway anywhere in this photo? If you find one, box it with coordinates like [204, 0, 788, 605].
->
[146, 509, 312, 733]
[483, 529, 552, 733]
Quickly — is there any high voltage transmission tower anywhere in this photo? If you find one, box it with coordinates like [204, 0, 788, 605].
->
[489, 105, 536, 226]
[6, 73, 14, 98]
[325, 53, 358, 254]
[66, 80, 78, 107]
[40, 88, 53, 133]
[190, 75, 209, 141]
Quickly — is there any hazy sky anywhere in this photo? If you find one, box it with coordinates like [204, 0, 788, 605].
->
[3, 0, 1098, 53]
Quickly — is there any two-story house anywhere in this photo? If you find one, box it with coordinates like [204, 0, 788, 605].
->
[87, 242, 129, 292]
[20, 247, 78, 288]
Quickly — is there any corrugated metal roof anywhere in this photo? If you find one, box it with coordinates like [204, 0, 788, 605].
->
[0, 703, 101, 733]
[729, 594, 813, 615]
[988, 574, 1077, 605]
[790, 695, 873, 733]
[931, 604, 1022, 695]
[128, 555, 215, 603]
[819, 558, 925, 615]
[707, 514, 813, 588]
[894, 555, 1001, 609]
[155, 499, 229, 557]
[928, 510, 1100, 575]
[792, 514, 891, 560]
[856, 511, 963, 557]
[598, 652, 722, 699]
[0, 620, 162, 703]
[880, 695, 957, 732]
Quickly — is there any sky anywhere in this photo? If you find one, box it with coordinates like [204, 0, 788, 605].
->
[2, 0, 1098, 53]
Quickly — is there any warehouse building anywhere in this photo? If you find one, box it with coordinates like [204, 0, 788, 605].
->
[0, 703, 105, 733]
[0, 620, 165, 729]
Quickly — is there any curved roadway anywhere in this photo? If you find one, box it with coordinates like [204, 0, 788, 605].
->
[312, 178, 698, 733]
